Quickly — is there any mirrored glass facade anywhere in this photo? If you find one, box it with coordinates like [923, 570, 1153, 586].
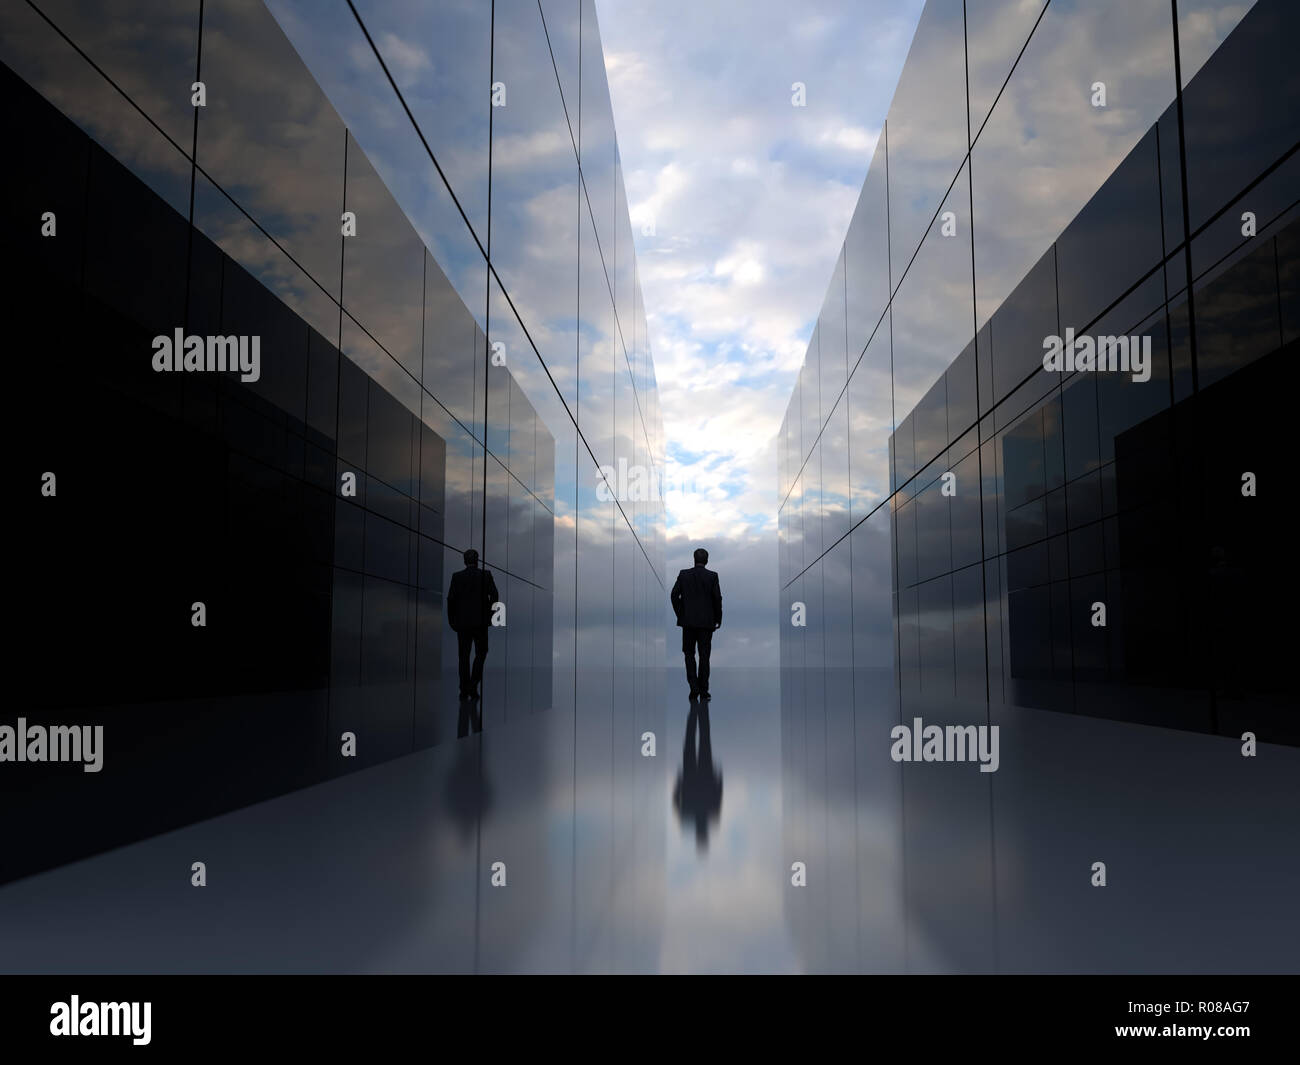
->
[5, 0, 666, 961]
[779, 0, 1299, 972]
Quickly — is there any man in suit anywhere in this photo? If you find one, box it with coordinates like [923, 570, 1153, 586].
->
[446, 548, 499, 700]
[670, 547, 722, 700]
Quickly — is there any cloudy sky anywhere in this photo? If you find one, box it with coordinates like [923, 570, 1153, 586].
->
[596, 0, 925, 664]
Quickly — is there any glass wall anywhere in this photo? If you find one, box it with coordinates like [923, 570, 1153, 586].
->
[778, 0, 1299, 972]
[5, 0, 665, 950]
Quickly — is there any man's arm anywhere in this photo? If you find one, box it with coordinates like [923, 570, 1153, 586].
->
[712, 573, 723, 629]
[446, 573, 459, 633]
[670, 574, 683, 620]
[487, 571, 499, 607]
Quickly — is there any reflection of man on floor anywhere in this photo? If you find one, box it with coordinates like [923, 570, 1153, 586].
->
[673, 699, 723, 852]
[447, 548, 498, 700]
[457, 696, 482, 738]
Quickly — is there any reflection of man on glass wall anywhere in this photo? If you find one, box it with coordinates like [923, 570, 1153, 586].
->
[671, 547, 723, 700]
[447, 548, 498, 700]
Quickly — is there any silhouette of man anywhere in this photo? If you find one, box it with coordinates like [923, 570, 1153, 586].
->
[670, 547, 722, 700]
[673, 698, 723, 852]
[446, 548, 498, 700]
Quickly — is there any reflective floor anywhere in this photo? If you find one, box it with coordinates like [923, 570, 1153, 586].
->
[0, 669, 797, 974]
[659, 671, 801, 973]
[2, 665, 1296, 973]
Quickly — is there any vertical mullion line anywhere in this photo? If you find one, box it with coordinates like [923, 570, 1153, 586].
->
[326, 128, 347, 767]
[790, 403, 800, 910]
[1169, 0, 1215, 732]
[185, 0, 205, 737]
[844, 251, 862, 967]
[882, 115, 908, 973]
[1170, 0, 1198, 395]
[183, 0, 203, 334]
[483, 0, 495, 582]
[341, 132, 362, 775]
[413, 251, 427, 752]
[504, 373, 512, 718]
[472, 0, 496, 978]
[571, 0, 582, 974]
[338, 136, 348, 372]
[1050, 248, 1075, 713]
[816, 411, 827, 954]
[609, 198, 616, 874]
[963, 7, 989, 711]
[1153, 117, 1175, 733]
[1155, 125, 1175, 412]
[962, 0, 999, 976]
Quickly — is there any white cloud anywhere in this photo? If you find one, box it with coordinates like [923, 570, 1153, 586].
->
[816, 123, 880, 154]
[375, 30, 430, 79]
[599, 0, 924, 555]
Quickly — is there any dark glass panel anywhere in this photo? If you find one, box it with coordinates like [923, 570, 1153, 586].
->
[350, 0, 490, 242]
[891, 162, 974, 426]
[848, 325, 892, 523]
[845, 135, 891, 362]
[342, 137, 424, 381]
[1180, 0, 1300, 232]
[0, 0, 195, 214]
[885, 0, 967, 287]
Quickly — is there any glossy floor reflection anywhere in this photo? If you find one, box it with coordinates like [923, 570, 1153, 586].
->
[0, 669, 800, 973]
[783, 678, 1300, 974]
[2, 664, 1295, 972]
[660, 669, 801, 973]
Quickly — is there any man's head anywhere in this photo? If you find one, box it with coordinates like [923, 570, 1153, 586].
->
[463, 548, 479, 567]
[693, 547, 708, 565]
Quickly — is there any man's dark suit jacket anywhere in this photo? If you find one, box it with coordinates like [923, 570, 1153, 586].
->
[447, 566, 499, 632]
[671, 564, 722, 629]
